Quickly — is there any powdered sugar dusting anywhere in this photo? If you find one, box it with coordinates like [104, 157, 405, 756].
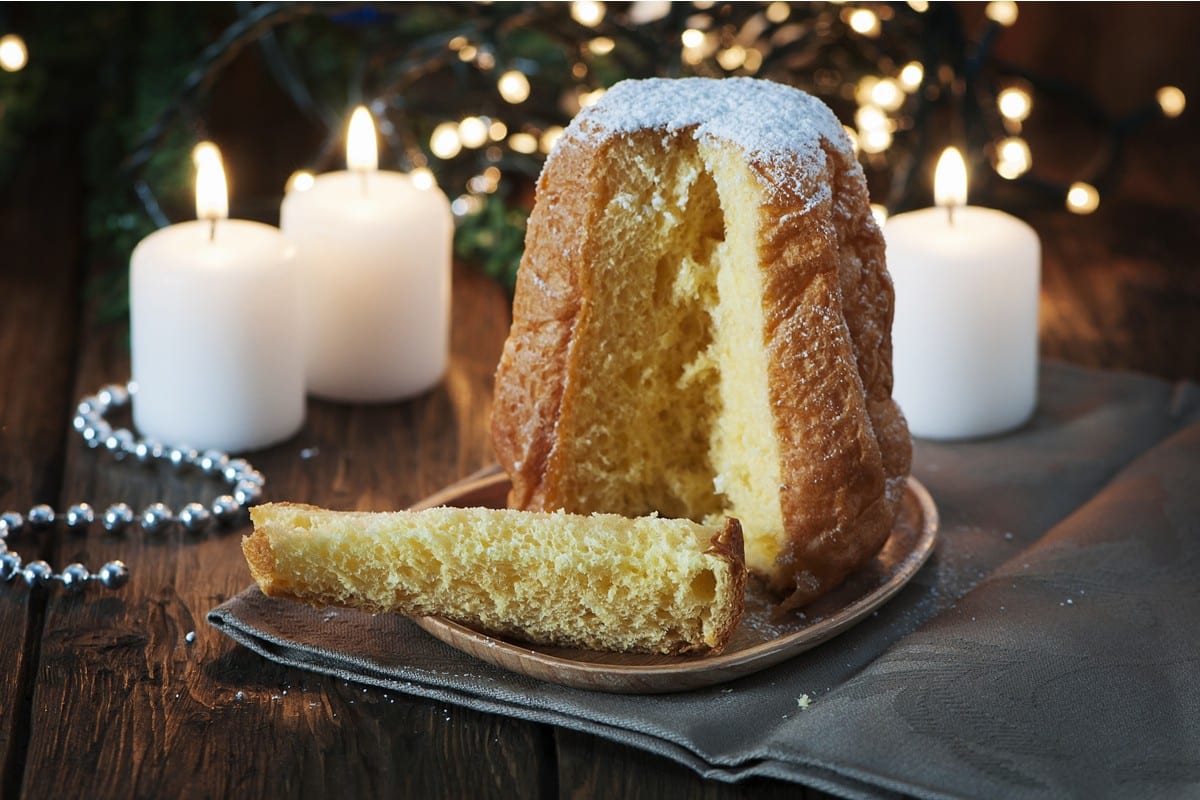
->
[548, 77, 853, 190]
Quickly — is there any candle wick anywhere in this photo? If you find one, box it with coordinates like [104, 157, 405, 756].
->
[946, 203, 956, 227]
[208, 218, 217, 243]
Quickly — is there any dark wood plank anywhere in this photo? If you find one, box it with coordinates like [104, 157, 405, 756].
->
[0, 133, 85, 797]
[19, 263, 551, 799]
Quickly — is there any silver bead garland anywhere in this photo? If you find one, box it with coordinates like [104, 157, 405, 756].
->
[0, 382, 266, 593]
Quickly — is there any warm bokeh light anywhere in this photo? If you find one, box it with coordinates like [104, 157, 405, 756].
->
[430, 122, 462, 159]
[1066, 182, 1100, 214]
[0, 34, 28, 72]
[458, 116, 489, 149]
[985, 1, 1019, 27]
[681, 28, 705, 49]
[766, 2, 790, 23]
[934, 147, 968, 209]
[855, 104, 889, 133]
[763, 2, 792, 23]
[489, 120, 508, 141]
[588, 36, 615, 55]
[1157, 86, 1186, 118]
[994, 136, 1031, 179]
[195, 147, 229, 221]
[286, 170, 315, 193]
[347, 106, 378, 172]
[859, 127, 892, 154]
[540, 126, 565, 153]
[998, 87, 1032, 122]
[848, 9, 881, 37]
[578, 87, 606, 108]
[907, 0, 929, 11]
[870, 78, 905, 111]
[571, 0, 605, 27]
[498, 70, 531, 104]
[410, 167, 435, 191]
[717, 45, 747, 71]
[899, 61, 924, 92]
[870, 204, 889, 227]
[508, 132, 538, 154]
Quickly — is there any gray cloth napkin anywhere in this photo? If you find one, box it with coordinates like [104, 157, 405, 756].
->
[209, 362, 1200, 800]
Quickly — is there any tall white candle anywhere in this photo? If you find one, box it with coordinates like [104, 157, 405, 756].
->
[281, 107, 453, 402]
[130, 146, 305, 452]
[885, 147, 1041, 440]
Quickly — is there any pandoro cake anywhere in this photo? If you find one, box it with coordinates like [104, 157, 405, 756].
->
[492, 77, 912, 609]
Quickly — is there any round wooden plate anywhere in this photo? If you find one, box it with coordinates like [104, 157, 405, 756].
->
[410, 467, 938, 694]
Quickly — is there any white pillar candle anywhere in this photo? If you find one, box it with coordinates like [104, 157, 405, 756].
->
[885, 147, 1041, 440]
[130, 146, 305, 452]
[280, 106, 453, 402]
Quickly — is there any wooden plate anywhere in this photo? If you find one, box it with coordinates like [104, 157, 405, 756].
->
[408, 467, 939, 694]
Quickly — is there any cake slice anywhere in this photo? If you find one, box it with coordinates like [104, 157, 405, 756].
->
[244, 503, 746, 655]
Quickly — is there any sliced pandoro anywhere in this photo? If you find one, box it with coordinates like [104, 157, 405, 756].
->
[244, 503, 746, 655]
[492, 77, 911, 609]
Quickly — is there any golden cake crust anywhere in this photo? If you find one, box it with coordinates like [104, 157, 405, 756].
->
[492, 78, 911, 609]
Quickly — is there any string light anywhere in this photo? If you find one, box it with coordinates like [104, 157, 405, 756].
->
[458, 116, 489, 149]
[1156, 86, 1186, 118]
[489, 120, 508, 141]
[681, 28, 705, 48]
[498, 70, 531, 104]
[899, 61, 924, 92]
[848, 9, 881, 37]
[870, 78, 905, 112]
[907, 0, 929, 11]
[0, 33, 28, 72]
[859, 128, 892, 154]
[628, 0, 671, 24]
[716, 45, 747, 71]
[508, 132, 538, 154]
[855, 104, 889, 133]
[588, 37, 615, 55]
[742, 48, 763, 73]
[430, 122, 462, 159]
[579, 88, 606, 108]
[458, 45, 477, 62]
[286, 170, 315, 193]
[1066, 182, 1099, 214]
[985, 1, 1019, 27]
[994, 136, 1031, 179]
[410, 167, 436, 191]
[855, 76, 879, 106]
[998, 87, 1032, 122]
[540, 126, 565, 153]
[571, 1, 605, 27]
[765, 2, 790, 24]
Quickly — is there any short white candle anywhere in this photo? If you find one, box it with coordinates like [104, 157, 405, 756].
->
[885, 147, 1041, 440]
[281, 106, 453, 402]
[130, 146, 305, 452]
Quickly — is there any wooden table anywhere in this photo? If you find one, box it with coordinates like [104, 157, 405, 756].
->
[1, 121, 1197, 799]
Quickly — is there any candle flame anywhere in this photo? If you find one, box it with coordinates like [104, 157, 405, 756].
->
[934, 147, 968, 209]
[195, 144, 229, 221]
[347, 106, 378, 172]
